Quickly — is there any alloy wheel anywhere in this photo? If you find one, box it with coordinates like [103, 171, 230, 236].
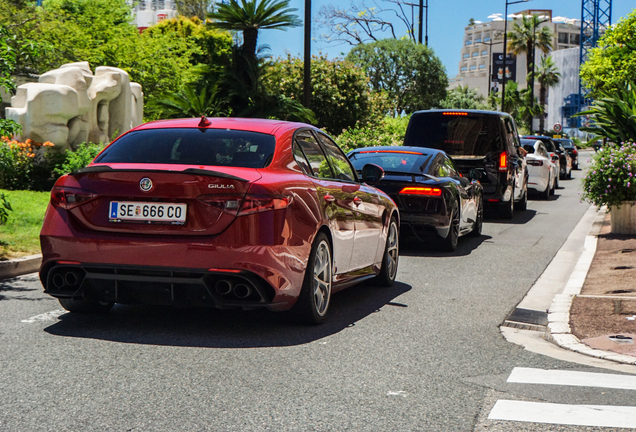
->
[312, 240, 332, 317]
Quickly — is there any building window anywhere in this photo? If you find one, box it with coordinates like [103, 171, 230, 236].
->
[474, 38, 482, 43]
[472, 52, 479, 57]
[463, 53, 470, 59]
[482, 50, 488, 56]
[558, 32, 569, 44]
[570, 34, 580, 45]
[460, 66, 468, 72]
[479, 64, 486, 69]
[484, 36, 491, 42]
[139, 0, 146, 10]
[465, 40, 472, 46]
[469, 65, 477, 71]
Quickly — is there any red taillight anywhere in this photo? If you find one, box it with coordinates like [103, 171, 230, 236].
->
[50, 186, 97, 210]
[499, 151, 508, 172]
[238, 195, 291, 216]
[208, 268, 242, 273]
[358, 150, 424, 155]
[198, 194, 291, 216]
[442, 112, 468, 116]
[573, 149, 578, 155]
[399, 186, 442, 196]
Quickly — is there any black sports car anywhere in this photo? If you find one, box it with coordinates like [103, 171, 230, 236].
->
[348, 146, 484, 251]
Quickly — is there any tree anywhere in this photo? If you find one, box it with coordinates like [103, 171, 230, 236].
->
[346, 38, 447, 115]
[147, 82, 228, 119]
[438, 86, 489, 110]
[577, 82, 636, 144]
[207, 0, 301, 61]
[176, 0, 214, 20]
[499, 81, 541, 132]
[263, 55, 375, 134]
[317, 0, 416, 46]
[580, 10, 636, 97]
[536, 55, 560, 134]
[507, 15, 553, 77]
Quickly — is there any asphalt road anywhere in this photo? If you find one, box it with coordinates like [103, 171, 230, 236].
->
[2, 151, 635, 431]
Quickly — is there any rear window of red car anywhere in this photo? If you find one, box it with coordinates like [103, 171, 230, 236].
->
[95, 128, 276, 168]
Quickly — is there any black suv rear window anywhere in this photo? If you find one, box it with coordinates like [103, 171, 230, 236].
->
[404, 113, 503, 157]
[95, 128, 276, 168]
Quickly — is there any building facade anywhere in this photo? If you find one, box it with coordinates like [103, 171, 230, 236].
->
[128, 0, 179, 31]
[449, 10, 581, 99]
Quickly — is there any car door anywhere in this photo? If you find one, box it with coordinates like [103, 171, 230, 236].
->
[293, 129, 356, 275]
[314, 131, 384, 270]
[439, 155, 476, 232]
[504, 118, 525, 200]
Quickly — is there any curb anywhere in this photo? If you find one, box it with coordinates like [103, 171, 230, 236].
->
[545, 208, 636, 366]
[0, 254, 42, 280]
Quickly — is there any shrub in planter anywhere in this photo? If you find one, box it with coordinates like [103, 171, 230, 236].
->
[582, 141, 636, 210]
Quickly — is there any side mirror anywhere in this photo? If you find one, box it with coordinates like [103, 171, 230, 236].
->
[361, 163, 385, 182]
[468, 169, 482, 181]
[551, 155, 559, 161]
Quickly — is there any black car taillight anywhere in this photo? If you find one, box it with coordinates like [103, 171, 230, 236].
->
[50, 186, 97, 210]
[499, 151, 508, 172]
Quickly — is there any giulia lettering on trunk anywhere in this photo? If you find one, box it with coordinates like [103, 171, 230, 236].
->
[208, 184, 235, 189]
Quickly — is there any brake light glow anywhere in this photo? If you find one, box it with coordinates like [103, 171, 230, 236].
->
[499, 151, 508, 171]
[358, 150, 424, 155]
[57, 261, 81, 265]
[442, 112, 468, 116]
[208, 268, 242, 273]
[50, 186, 97, 210]
[399, 187, 442, 196]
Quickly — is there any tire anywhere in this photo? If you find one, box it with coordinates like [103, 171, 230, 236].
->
[293, 233, 332, 325]
[470, 196, 483, 237]
[499, 188, 514, 219]
[514, 186, 527, 211]
[439, 203, 460, 251]
[554, 174, 559, 190]
[549, 174, 556, 196]
[375, 217, 399, 287]
[542, 177, 551, 200]
[58, 297, 114, 314]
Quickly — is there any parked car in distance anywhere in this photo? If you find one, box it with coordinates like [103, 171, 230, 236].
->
[521, 139, 556, 199]
[554, 138, 579, 170]
[348, 146, 483, 251]
[521, 135, 570, 180]
[39, 117, 400, 325]
[404, 109, 527, 219]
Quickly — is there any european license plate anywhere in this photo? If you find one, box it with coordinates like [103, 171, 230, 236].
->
[109, 201, 187, 223]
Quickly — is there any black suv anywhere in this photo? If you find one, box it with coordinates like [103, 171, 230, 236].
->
[404, 109, 528, 219]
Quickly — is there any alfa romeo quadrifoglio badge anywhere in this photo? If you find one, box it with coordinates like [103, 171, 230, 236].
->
[139, 177, 153, 191]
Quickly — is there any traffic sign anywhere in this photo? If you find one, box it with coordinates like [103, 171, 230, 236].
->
[554, 123, 562, 133]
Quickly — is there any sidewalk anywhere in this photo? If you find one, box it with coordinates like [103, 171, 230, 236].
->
[569, 212, 636, 358]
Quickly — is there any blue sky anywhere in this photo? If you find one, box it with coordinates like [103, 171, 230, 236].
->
[258, 0, 634, 76]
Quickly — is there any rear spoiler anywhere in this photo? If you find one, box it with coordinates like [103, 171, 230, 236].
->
[72, 166, 249, 182]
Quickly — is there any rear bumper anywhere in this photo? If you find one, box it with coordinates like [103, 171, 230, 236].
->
[399, 212, 450, 239]
[39, 206, 310, 311]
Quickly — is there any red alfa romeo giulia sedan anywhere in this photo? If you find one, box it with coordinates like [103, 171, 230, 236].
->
[39, 117, 400, 324]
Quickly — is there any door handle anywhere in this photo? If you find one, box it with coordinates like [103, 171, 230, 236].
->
[353, 197, 362, 206]
[324, 194, 335, 203]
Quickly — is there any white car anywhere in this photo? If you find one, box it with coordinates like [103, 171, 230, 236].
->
[521, 139, 556, 199]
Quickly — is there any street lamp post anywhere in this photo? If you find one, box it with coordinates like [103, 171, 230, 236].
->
[474, 32, 503, 97]
[406, 0, 428, 45]
[528, 15, 550, 131]
[501, 0, 531, 112]
[303, 0, 311, 108]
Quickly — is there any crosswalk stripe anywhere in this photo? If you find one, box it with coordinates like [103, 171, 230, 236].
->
[488, 400, 636, 428]
[507, 367, 636, 390]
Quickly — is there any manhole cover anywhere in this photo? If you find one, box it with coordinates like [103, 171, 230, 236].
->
[613, 266, 634, 270]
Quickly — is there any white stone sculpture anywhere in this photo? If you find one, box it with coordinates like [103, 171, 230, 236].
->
[5, 62, 143, 151]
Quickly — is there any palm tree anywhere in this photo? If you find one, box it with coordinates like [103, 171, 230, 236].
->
[147, 82, 229, 119]
[536, 55, 561, 134]
[207, 0, 301, 60]
[507, 15, 553, 77]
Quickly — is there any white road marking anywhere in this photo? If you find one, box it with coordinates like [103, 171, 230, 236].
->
[507, 367, 636, 391]
[488, 400, 636, 429]
[21, 309, 65, 323]
[387, 391, 407, 397]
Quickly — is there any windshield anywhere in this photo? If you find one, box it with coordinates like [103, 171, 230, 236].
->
[95, 128, 276, 168]
[349, 151, 433, 174]
[404, 113, 503, 157]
